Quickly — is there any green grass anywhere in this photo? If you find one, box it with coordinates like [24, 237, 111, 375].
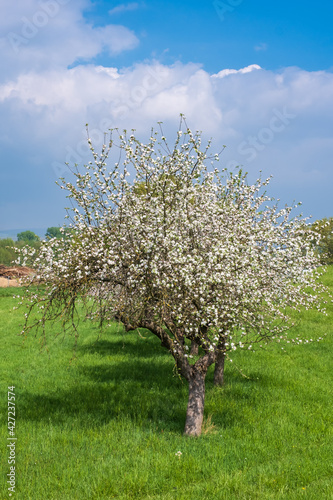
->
[1, 268, 333, 499]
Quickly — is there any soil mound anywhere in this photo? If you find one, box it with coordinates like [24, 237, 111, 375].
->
[0, 265, 35, 287]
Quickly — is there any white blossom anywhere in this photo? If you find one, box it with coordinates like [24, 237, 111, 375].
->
[18, 119, 331, 431]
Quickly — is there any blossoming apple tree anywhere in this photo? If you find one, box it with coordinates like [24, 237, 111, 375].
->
[20, 119, 330, 436]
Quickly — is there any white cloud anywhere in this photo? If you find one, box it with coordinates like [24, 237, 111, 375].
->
[0, 0, 139, 80]
[109, 3, 140, 15]
[212, 64, 262, 79]
[1, 57, 333, 227]
[254, 43, 268, 52]
[1, 62, 333, 158]
[94, 24, 139, 55]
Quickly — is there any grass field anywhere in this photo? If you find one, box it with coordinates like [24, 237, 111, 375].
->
[1, 267, 333, 499]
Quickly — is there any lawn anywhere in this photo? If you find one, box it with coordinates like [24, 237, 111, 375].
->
[1, 267, 333, 499]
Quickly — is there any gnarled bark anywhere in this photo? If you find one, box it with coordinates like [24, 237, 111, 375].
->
[183, 368, 206, 436]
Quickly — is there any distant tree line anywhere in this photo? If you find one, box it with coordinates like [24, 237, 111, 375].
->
[0, 227, 64, 266]
[0, 238, 39, 266]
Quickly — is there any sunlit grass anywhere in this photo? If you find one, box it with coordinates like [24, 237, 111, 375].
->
[0, 267, 332, 499]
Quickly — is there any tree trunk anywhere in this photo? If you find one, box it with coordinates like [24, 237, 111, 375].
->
[214, 350, 225, 386]
[183, 369, 206, 436]
[190, 340, 198, 356]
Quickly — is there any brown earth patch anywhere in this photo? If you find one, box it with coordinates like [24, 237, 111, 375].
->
[0, 277, 20, 287]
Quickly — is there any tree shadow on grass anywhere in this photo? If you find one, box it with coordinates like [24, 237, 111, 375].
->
[76, 334, 168, 360]
[18, 348, 188, 433]
[17, 336, 283, 434]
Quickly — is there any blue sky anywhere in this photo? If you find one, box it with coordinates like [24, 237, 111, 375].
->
[0, 0, 332, 235]
[88, 0, 333, 72]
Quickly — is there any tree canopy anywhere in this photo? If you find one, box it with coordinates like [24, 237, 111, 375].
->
[19, 120, 331, 436]
[17, 230, 40, 242]
[45, 227, 62, 239]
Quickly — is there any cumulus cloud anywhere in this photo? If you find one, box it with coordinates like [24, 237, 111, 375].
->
[1, 62, 332, 184]
[1, 0, 333, 228]
[0, 0, 139, 80]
